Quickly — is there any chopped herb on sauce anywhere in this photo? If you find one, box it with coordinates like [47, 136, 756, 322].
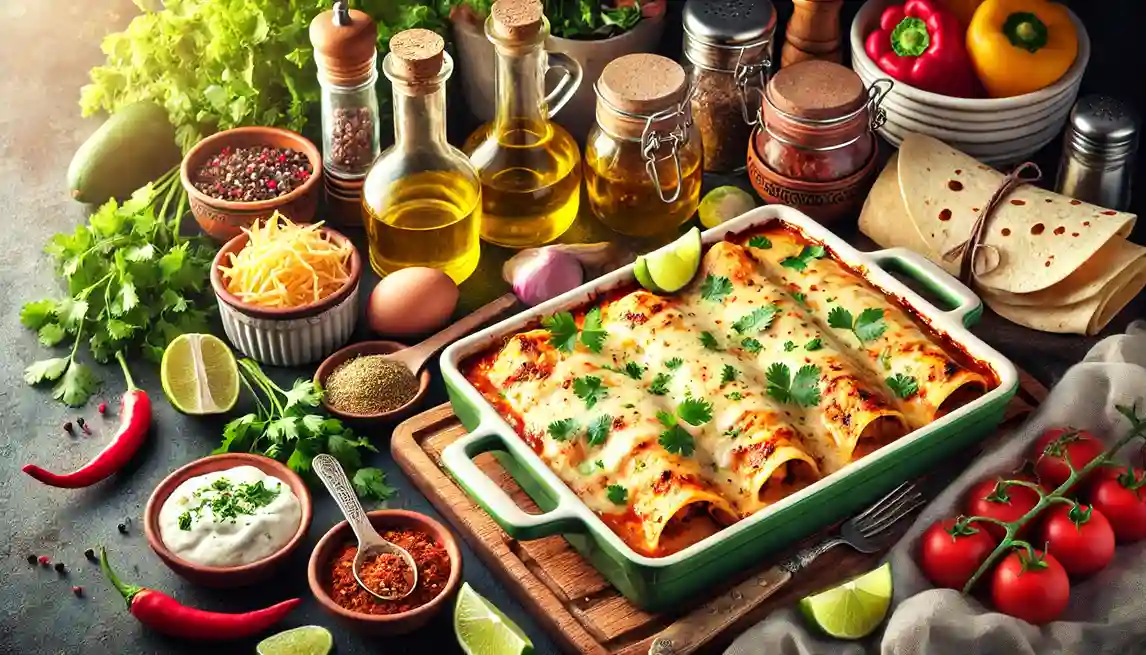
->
[827, 306, 887, 344]
[606, 485, 628, 505]
[804, 338, 823, 351]
[747, 236, 772, 249]
[879, 347, 893, 371]
[700, 275, 733, 302]
[580, 307, 607, 353]
[542, 311, 578, 352]
[665, 358, 683, 370]
[725, 391, 743, 400]
[649, 373, 671, 395]
[700, 331, 721, 350]
[677, 397, 714, 426]
[547, 418, 579, 441]
[177, 478, 280, 531]
[783, 340, 796, 352]
[731, 304, 779, 334]
[720, 365, 737, 385]
[886, 373, 919, 399]
[572, 376, 607, 409]
[587, 415, 612, 446]
[765, 363, 822, 408]
[740, 337, 763, 354]
[791, 291, 808, 306]
[780, 245, 826, 271]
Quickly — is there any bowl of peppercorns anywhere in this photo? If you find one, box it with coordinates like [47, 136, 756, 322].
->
[181, 126, 322, 241]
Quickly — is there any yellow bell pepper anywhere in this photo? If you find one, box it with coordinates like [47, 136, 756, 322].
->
[938, 0, 985, 26]
[966, 0, 1079, 98]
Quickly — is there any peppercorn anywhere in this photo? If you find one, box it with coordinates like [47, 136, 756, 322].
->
[26, 554, 37, 565]
[84, 548, 96, 562]
[72, 586, 83, 597]
[54, 562, 66, 574]
[63, 421, 73, 434]
[117, 523, 128, 534]
[98, 403, 107, 414]
[192, 145, 311, 202]
[38, 555, 50, 566]
[77, 418, 91, 435]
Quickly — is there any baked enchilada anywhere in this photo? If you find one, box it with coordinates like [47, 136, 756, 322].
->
[464, 225, 995, 557]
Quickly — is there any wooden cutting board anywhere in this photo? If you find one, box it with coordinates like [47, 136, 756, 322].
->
[391, 371, 1047, 655]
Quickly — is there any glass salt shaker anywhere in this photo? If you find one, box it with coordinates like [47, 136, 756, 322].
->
[310, 3, 382, 181]
[682, 0, 776, 173]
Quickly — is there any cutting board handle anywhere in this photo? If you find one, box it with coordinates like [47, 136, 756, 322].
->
[442, 425, 584, 541]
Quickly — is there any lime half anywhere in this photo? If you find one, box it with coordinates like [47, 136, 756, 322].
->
[799, 562, 892, 640]
[638, 226, 702, 294]
[256, 626, 333, 655]
[698, 186, 755, 229]
[455, 582, 534, 655]
[160, 333, 239, 415]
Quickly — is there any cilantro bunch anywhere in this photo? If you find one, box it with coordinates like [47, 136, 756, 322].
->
[20, 169, 215, 406]
[81, 0, 450, 152]
[217, 359, 395, 502]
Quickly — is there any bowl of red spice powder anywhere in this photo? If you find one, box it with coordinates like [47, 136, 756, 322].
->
[180, 126, 322, 242]
[307, 509, 462, 635]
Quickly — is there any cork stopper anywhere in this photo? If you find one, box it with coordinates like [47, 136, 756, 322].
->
[388, 29, 446, 80]
[309, 3, 378, 87]
[598, 54, 688, 115]
[767, 60, 865, 121]
[490, 0, 544, 43]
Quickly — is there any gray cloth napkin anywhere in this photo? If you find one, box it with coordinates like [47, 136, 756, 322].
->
[727, 321, 1146, 655]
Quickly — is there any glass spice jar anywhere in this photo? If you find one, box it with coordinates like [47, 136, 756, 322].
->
[681, 0, 776, 173]
[310, 3, 382, 179]
[584, 54, 703, 238]
[755, 60, 891, 183]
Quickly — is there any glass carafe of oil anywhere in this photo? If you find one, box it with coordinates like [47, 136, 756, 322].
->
[462, 0, 583, 248]
[362, 29, 481, 283]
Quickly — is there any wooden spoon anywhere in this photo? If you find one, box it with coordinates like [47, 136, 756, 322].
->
[381, 292, 518, 376]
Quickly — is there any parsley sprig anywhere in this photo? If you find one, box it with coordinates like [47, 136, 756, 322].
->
[886, 373, 919, 399]
[604, 361, 645, 380]
[606, 484, 628, 505]
[700, 274, 733, 302]
[573, 375, 608, 408]
[587, 415, 612, 446]
[747, 236, 772, 249]
[216, 359, 392, 502]
[655, 397, 713, 456]
[548, 418, 579, 441]
[780, 245, 827, 271]
[731, 304, 779, 334]
[827, 306, 888, 344]
[765, 363, 823, 407]
[21, 171, 216, 406]
[543, 307, 607, 354]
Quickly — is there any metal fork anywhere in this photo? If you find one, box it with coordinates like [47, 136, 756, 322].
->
[647, 481, 926, 655]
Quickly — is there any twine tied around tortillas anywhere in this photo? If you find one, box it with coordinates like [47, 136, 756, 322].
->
[941, 162, 1043, 286]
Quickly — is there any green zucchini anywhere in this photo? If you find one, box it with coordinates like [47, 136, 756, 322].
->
[67, 101, 182, 204]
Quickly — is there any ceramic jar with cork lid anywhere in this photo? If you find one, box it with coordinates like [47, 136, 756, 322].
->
[309, 1, 381, 226]
[584, 54, 702, 238]
[747, 59, 891, 225]
[681, 0, 776, 173]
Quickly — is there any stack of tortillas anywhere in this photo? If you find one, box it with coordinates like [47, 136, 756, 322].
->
[859, 134, 1144, 335]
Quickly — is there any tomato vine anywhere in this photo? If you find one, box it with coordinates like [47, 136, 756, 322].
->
[957, 403, 1146, 594]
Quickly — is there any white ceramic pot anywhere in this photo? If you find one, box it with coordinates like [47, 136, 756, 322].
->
[451, 13, 666, 143]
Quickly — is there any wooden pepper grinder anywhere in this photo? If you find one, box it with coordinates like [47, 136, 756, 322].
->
[309, 1, 380, 226]
[781, 0, 844, 68]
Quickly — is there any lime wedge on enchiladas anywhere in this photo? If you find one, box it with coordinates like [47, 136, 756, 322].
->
[637, 226, 701, 293]
[799, 562, 892, 639]
[455, 583, 534, 655]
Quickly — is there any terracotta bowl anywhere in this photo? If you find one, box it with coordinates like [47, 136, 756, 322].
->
[181, 126, 322, 242]
[746, 129, 879, 226]
[314, 340, 431, 426]
[143, 453, 313, 588]
[210, 225, 361, 366]
[307, 510, 463, 635]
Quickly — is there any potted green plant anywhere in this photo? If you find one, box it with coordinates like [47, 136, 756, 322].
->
[450, 0, 667, 142]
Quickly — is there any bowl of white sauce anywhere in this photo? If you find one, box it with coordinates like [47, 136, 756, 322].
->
[145, 453, 312, 587]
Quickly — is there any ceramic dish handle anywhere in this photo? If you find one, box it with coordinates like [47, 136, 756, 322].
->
[442, 427, 582, 541]
[868, 247, 983, 328]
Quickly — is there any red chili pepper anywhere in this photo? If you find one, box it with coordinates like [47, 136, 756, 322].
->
[864, 0, 980, 98]
[100, 548, 299, 640]
[23, 352, 152, 488]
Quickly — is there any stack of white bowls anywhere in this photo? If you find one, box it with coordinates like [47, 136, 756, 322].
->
[850, 0, 1090, 165]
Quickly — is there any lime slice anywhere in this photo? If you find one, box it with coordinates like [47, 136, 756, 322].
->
[698, 186, 755, 229]
[256, 626, 333, 655]
[641, 226, 702, 293]
[455, 582, 534, 655]
[799, 562, 892, 640]
[160, 333, 239, 415]
[633, 256, 665, 294]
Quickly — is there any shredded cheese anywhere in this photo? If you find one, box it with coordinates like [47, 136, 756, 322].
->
[220, 213, 353, 309]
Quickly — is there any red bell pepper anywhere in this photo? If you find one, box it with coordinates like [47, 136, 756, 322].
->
[865, 0, 980, 98]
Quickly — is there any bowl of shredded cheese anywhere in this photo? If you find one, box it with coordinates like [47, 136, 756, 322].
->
[211, 213, 362, 366]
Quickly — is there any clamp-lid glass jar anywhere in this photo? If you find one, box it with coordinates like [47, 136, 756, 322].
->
[585, 54, 702, 238]
[682, 0, 776, 173]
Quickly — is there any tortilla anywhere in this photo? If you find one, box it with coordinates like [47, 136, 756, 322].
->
[985, 256, 1146, 335]
[981, 238, 1146, 307]
[898, 134, 1136, 294]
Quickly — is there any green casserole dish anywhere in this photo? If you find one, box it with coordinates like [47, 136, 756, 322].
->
[440, 205, 1018, 611]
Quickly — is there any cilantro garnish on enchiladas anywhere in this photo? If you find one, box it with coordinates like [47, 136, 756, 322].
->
[463, 226, 994, 557]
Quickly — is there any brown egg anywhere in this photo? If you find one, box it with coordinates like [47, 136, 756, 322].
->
[366, 267, 459, 337]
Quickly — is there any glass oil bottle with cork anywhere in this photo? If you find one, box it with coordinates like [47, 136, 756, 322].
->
[309, 2, 381, 226]
[585, 54, 703, 238]
[361, 29, 481, 283]
[462, 0, 583, 248]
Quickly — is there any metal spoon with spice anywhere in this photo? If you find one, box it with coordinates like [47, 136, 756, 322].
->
[312, 454, 417, 601]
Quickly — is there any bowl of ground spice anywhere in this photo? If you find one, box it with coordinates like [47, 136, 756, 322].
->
[307, 510, 462, 635]
[314, 341, 431, 424]
[181, 126, 322, 242]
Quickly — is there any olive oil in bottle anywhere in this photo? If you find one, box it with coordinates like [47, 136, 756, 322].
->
[462, 0, 583, 249]
[362, 30, 480, 283]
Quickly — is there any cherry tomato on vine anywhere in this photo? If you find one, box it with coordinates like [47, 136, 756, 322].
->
[990, 548, 1070, 625]
[1033, 428, 1105, 489]
[918, 517, 997, 590]
[1087, 466, 1146, 543]
[1038, 503, 1115, 577]
[964, 477, 1041, 540]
